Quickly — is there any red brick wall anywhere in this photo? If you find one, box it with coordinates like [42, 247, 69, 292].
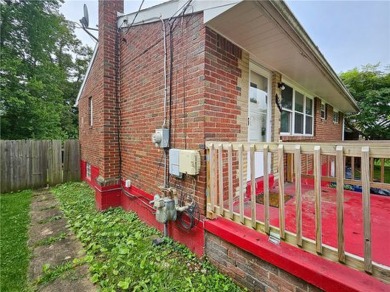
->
[78, 0, 123, 181]
[204, 28, 243, 199]
[205, 232, 322, 291]
[204, 28, 242, 142]
[119, 14, 208, 212]
[79, 2, 343, 211]
[78, 46, 103, 170]
[313, 98, 343, 142]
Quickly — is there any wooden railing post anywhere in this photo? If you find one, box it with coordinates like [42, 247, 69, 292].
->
[250, 144, 256, 229]
[202, 141, 390, 282]
[294, 145, 302, 247]
[218, 144, 224, 215]
[380, 158, 385, 183]
[336, 146, 345, 263]
[314, 145, 322, 254]
[238, 144, 245, 224]
[361, 146, 372, 273]
[278, 144, 285, 239]
[207, 144, 216, 217]
[263, 144, 270, 234]
[228, 144, 233, 219]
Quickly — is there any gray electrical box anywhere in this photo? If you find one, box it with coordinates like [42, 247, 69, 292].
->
[169, 149, 182, 178]
[152, 128, 169, 148]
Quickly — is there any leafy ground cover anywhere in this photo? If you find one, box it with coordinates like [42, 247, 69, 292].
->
[52, 182, 244, 291]
[0, 190, 32, 291]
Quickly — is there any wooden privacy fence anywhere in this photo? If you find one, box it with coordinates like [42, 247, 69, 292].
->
[0, 140, 80, 193]
[206, 141, 390, 283]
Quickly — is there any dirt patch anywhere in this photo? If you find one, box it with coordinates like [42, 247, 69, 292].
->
[28, 189, 96, 291]
[255, 192, 293, 208]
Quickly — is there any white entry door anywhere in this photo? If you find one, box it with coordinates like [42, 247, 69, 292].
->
[247, 64, 271, 180]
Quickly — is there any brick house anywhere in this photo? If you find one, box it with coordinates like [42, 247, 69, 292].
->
[76, 0, 389, 290]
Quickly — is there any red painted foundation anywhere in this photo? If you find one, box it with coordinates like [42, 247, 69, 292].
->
[95, 185, 122, 210]
[205, 217, 389, 292]
[120, 184, 205, 256]
[80, 161, 388, 290]
[81, 160, 204, 256]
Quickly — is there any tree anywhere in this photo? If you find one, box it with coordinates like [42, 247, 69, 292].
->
[340, 64, 390, 140]
[0, 0, 92, 139]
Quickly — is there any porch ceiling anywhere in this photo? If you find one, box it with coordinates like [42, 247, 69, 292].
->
[205, 0, 359, 113]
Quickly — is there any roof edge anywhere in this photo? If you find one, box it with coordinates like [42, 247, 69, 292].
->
[269, 0, 359, 112]
[74, 43, 99, 107]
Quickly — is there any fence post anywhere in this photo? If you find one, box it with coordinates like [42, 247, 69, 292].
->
[63, 140, 80, 182]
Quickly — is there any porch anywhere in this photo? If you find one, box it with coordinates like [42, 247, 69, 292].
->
[206, 141, 390, 285]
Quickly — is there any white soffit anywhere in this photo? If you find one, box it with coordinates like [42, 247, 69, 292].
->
[118, 0, 240, 28]
[205, 0, 358, 113]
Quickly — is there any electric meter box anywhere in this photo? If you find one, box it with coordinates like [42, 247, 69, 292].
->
[179, 150, 201, 175]
[152, 128, 169, 148]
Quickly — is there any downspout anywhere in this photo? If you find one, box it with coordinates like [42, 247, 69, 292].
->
[115, 25, 123, 181]
[167, 21, 174, 187]
[161, 17, 169, 189]
[161, 17, 168, 130]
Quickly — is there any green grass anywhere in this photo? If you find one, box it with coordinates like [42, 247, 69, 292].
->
[0, 190, 32, 292]
[353, 165, 390, 183]
[373, 165, 390, 183]
[52, 182, 244, 291]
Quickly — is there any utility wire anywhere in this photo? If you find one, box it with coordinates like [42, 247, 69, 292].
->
[125, 0, 145, 35]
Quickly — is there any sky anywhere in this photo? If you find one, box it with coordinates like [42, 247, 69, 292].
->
[60, 0, 390, 73]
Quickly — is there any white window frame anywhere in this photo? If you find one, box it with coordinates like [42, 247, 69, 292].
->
[333, 110, 340, 124]
[280, 84, 314, 136]
[89, 97, 93, 127]
[320, 102, 327, 120]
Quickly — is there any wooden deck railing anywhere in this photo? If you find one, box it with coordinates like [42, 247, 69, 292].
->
[206, 141, 390, 283]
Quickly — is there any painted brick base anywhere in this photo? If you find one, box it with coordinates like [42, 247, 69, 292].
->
[204, 218, 388, 292]
[205, 232, 321, 292]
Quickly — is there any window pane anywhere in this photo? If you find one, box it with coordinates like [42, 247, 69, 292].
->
[281, 111, 291, 133]
[333, 111, 339, 123]
[281, 85, 293, 110]
[321, 103, 327, 119]
[306, 116, 313, 134]
[250, 71, 267, 92]
[306, 98, 313, 115]
[295, 91, 304, 113]
[294, 113, 304, 134]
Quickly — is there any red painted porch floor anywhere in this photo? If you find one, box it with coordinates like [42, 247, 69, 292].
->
[231, 183, 390, 267]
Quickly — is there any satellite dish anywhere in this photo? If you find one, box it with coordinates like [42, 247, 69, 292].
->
[80, 4, 89, 28]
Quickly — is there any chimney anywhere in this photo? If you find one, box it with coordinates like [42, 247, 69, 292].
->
[98, 0, 123, 183]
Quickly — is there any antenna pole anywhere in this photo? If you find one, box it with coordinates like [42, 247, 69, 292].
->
[82, 26, 98, 42]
